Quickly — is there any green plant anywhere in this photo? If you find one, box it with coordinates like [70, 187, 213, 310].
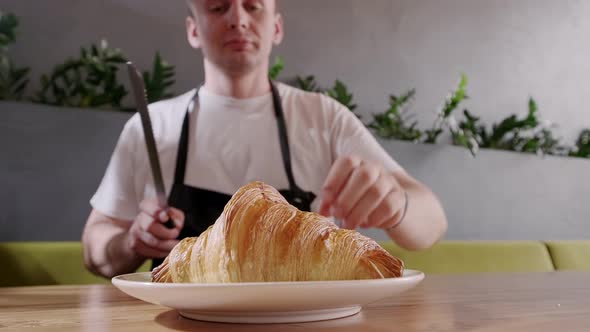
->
[516, 127, 564, 156]
[143, 52, 175, 104]
[452, 110, 484, 156]
[369, 89, 422, 141]
[454, 98, 568, 156]
[569, 129, 590, 158]
[295, 75, 321, 92]
[33, 39, 128, 109]
[269, 56, 284, 80]
[368, 75, 470, 146]
[424, 74, 468, 144]
[366, 73, 586, 159]
[0, 12, 30, 100]
[325, 80, 358, 116]
[0, 12, 17, 47]
[293, 74, 360, 117]
[33, 39, 175, 110]
[486, 98, 540, 149]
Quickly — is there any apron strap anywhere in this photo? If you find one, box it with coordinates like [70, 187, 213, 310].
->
[270, 81, 300, 192]
[171, 91, 198, 192]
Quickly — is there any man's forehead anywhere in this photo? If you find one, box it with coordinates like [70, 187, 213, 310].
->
[189, 0, 278, 7]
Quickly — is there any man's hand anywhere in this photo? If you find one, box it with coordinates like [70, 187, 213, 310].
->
[126, 199, 185, 259]
[318, 155, 407, 230]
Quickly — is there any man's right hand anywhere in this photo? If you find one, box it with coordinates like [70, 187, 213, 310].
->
[127, 199, 185, 259]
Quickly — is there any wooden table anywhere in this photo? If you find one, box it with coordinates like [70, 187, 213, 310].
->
[1, 272, 590, 331]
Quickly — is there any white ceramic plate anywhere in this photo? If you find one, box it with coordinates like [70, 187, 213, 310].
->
[112, 270, 424, 324]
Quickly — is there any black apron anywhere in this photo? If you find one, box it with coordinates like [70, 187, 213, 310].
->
[152, 81, 316, 269]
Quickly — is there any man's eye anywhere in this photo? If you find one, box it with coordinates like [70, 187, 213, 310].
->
[245, 3, 263, 11]
[209, 4, 228, 13]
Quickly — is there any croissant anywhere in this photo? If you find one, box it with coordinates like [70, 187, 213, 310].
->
[152, 181, 403, 283]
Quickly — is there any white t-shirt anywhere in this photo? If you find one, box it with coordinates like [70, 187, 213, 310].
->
[90, 82, 403, 221]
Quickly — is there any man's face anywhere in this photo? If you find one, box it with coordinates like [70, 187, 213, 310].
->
[186, 0, 283, 75]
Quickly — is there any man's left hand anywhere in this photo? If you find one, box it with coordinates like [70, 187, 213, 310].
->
[318, 155, 407, 230]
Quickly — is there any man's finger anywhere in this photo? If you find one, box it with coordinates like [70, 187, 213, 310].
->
[132, 225, 179, 253]
[133, 225, 159, 247]
[148, 221, 181, 240]
[368, 188, 405, 229]
[345, 172, 394, 229]
[133, 240, 171, 259]
[167, 207, 185, 229]
[139, 199, 164, 217]
[319, 155, 361, 216]
[137, 212, 156, 233]
[154, 239, 180, 252]
[336, 163, 380, 221]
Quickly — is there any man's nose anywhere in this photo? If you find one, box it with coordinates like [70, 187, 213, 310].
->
[227, 5, 248, 30]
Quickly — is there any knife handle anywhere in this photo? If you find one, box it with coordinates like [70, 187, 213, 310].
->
[162, 219, 176, 229]
[158, 208, 176, 229]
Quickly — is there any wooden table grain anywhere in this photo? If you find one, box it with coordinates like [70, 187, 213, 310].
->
[1, 272, 589, 331]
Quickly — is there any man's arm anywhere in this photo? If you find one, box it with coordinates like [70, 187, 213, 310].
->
[82, 209, 145, 278]
[319, 156, 447, 251]
[320, 98, 447, 250]
[82, 203, 185, 278]
[385, 169, 447, 250]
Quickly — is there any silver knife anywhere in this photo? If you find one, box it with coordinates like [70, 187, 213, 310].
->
[126, 61, 175, 229]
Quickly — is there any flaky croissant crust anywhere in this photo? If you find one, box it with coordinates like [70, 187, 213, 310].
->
[152, 182, 403, 283]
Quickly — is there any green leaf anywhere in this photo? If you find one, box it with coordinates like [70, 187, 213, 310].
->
[441, 74, 468, 118]
[487, 97, 541, 147]
[33, 39, 131, 109]
[0, 12, 31, 100]
[0, 12, 18, 49]
[268, 56, 284, 80]
[569, 129, 590, 158]
[295, 75, 320, 92]
[454, 109, 486, 152]
[423, 128, 442, 144]
[0, 60, 30, 101]
[143, 51, 176, 103]
[325, 80, 360, 118]
[423, 74, 469, 144]
[369, 89, 421, 141]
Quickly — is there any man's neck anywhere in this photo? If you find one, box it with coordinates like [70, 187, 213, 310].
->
[203, 60, 271, 99]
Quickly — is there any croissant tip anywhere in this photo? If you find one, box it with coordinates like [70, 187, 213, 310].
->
[151, 257, 172, 283]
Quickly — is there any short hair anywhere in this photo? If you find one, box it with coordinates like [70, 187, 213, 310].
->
[186, 0, 195, 16]
[185, 0, 279, 16]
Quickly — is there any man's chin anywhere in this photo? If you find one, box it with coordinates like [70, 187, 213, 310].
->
[221, 56, 262, 74]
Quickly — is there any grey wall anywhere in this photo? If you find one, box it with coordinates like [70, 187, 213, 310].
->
[366, 140, 590, 241]
[0, 102, 131, 241]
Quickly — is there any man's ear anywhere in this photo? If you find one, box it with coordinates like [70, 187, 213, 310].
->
[272, 13, 284, 45]
[186, 15, 201, 49]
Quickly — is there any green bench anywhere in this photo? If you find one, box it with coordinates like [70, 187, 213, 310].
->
[379, 241, 554, 274]
[545, 241, 590, 271]
[0, 242, 150, 287]
[0, 241, 588, 287]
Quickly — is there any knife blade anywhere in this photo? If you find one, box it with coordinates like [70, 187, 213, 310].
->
[126, 61, 175, 229]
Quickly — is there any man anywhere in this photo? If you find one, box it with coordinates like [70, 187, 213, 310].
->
[82, 0, 447, 278]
